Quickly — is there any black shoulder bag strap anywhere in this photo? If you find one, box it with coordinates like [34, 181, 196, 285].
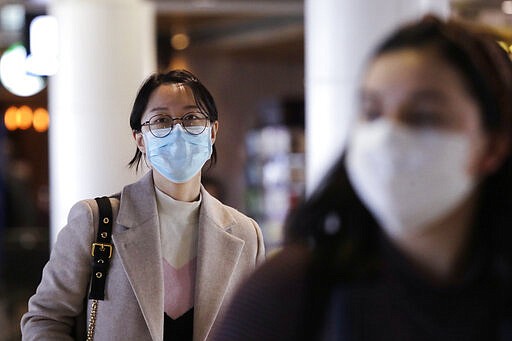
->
[86, 196, 114, 341]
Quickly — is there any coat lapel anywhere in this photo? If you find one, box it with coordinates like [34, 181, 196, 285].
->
[113, 172, 164, 341]
[194, 189, 245, 341]
[111, 173, 245, 341]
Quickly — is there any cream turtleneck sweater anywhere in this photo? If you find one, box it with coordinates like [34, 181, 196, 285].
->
[155, 187, 201, 319]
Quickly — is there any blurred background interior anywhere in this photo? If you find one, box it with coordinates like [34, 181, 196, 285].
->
[0, 0, 510, 339]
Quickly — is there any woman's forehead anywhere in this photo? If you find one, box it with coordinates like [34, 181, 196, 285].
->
[148, 84, 195, 107]
[363, 49, 473, 99]
[142, 84, 198, 119]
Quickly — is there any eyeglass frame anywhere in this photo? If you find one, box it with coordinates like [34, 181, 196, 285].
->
[140, 111, 210, 138]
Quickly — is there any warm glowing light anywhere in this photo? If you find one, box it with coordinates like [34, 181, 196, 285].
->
[171, 33, 190, 50]
[4, 105, 17, 130]
[33, 107, 49, 132]
[169, 55, 189, 70]
[17, 105, 33, 130]
[3, 105, 49, 131]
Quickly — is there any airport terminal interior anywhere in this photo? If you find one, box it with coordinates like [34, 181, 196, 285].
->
[0, 0, 511, 339]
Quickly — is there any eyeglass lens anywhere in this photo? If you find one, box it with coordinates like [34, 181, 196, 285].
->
[147, 112, 208, 137]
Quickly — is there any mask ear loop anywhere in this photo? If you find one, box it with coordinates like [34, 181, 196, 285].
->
[143, 152, 151, 169]
[139, 130, 151, 170]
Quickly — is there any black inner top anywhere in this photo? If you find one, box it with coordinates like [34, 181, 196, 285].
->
[164, 308, 194, 341]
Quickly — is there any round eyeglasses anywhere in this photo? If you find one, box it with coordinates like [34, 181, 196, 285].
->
[141, 112, 209, 137]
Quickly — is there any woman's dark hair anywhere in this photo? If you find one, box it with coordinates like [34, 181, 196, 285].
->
[128, 69, 219, 170]
[286, 16, 512, 334]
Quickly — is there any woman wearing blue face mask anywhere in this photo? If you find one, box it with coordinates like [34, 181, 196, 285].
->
[21, 69, 265, 341]
[211, 16, 512, 341]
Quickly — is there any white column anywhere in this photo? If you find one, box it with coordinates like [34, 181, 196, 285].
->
[48, 0, 156, 244]
[305, 0, 450, 194]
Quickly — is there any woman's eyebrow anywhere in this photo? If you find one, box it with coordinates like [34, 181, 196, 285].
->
[182, 104, 200, 111]
[410, 89, 447, 102]
[147, 106, 168, 113]
[148, 105, 200, 113]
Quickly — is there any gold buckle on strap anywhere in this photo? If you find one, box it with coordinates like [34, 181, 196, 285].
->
[91, 243, 113, 258]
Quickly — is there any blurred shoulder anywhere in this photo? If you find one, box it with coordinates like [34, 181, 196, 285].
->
[211, 244, 312, 341]
[252, 243, 312, 284]
[232, 243, 312, 307]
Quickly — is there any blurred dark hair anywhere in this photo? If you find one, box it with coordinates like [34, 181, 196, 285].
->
[128, 69, 218, 170]
[285, 15, 512, 284]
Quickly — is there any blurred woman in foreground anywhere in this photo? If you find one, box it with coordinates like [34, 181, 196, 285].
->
[211, 15, 512, 341]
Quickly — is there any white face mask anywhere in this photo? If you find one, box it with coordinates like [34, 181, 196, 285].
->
[345, 120, 476, 237]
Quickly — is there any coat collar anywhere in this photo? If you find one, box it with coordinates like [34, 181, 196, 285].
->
[116, 170, 240, 232]
[195, 187, 245, 341]
[116, 171, 156, 229]
[113, 171, 163, 340]
[113, 171, 245, 341]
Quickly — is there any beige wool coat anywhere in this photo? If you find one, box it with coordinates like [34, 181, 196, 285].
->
[21, 171, 266, 341]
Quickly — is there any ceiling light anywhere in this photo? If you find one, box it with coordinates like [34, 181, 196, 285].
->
[171, 33, 190, 50]
[0, 4, 25, 31]
[502, 0, 512, 14]
[0, 44, 46, 97]
[26, 15, 59, 76]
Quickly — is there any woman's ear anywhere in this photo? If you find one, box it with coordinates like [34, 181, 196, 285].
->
[477, 133, 510, 176]
[210, 121, 219, 144]
[133, 130, 146, 154]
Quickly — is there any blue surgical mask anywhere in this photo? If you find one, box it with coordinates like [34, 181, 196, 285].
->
[144, 124, 213, 183]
